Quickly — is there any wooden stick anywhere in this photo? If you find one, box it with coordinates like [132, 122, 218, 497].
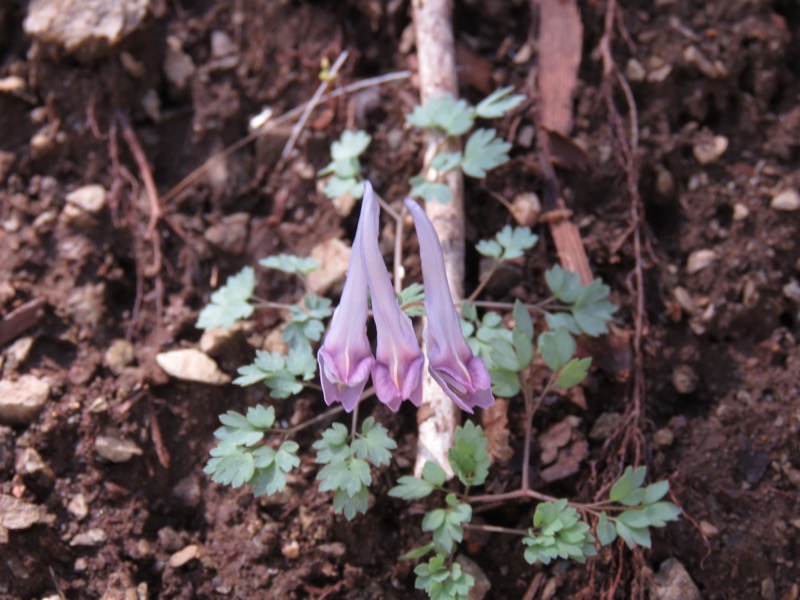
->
[411, 0, 461, 478]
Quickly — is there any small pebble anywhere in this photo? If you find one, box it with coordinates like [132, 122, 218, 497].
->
[671, 364, 698, 394]
[70, 528, 108, 547]
[281, 540, 300, 559]
[66, 184, 106, 213]
[770, 190, 800, 212]
[692, 135, 728, 165]
[0, 375, 51, 425]
[732, 202, 749, 221]
[653, 428, 675, 447]
[67, 493, 89, 520]
[95, 433, 143, 463]
[168, 544, 199, 568]
[699, 520, 719, 537]
[156, 349, 230, 385]
[105, 339, 136, 375]
[783, 280, 800, 304]
[686, 249, 716, 274]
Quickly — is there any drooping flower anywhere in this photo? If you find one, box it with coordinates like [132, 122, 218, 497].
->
[404, 198, 495, 413]
[317, 197, 375, 412]
[361, 183, 425, 411]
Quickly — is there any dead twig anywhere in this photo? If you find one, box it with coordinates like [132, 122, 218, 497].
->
[280, 50, 349, 159]
[159, 69, 411, 206]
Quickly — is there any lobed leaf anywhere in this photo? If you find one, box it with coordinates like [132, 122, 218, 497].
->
[259, 254, 320, 276]
[196, 267, 256, 330]
[461, 129, 512, 178]
[475, 86, 525, 119]
[388, 475, 435, 500]
[556, 357, 592, 389]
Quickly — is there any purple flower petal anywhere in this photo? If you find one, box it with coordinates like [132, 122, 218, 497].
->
[316, 194, 375, 412]
[361, 183, 425, 410]
[404, 198, 495, 413]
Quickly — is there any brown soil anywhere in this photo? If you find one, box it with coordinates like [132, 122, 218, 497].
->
[1, 1, 798, 598]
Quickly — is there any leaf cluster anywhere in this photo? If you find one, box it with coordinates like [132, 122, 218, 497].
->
[461, 301, 533, 397]
[397, 282, 426, 317]
[318, 130, 372, 199]
[204, 405, 300, 497]
[544, 265, 617, 337]
[406, 87, 524, 137]
[283, 293, 333, 351]
[522, 499, 597, 565]
[233, 346, 317, 399]
[405, 88, 524, 203]
[596, 467, 682, 549]
[314, 418, 396, 520]
[414, 554, 475, 600]
[475, 225, 538, 262]
[196, 267, 256, 330]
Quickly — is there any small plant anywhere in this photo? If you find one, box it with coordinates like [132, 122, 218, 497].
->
[406, 86, 525, 203]
[200, 87, 679, 598]
[318, 129, 372, 200]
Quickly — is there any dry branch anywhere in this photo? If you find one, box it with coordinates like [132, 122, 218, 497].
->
[411, 0, 462, 477]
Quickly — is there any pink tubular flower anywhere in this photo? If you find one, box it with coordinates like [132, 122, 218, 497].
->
[317, 197, 375, 412]
[361, 183, 424, 411]
[404, 198, 495, 413]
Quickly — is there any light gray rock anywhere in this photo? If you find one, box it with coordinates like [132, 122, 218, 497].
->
[70, 528, 108, 547]
[105, 339, 136, 375]
[770, 190, 800, 212]
[650, 558, 701, 600]
[0, 375, 51, 425]
[95, 433, 142, 463]
[24, 0, 150, 56]
[156, 349, 231, 385]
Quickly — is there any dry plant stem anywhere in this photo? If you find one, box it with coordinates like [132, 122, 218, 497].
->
[464, 522, 528, 537]
[280, 50, 349, 159]
[375, 194, 405, 293]
[411, 0, 463, 479]
[159, 70, 411, 205]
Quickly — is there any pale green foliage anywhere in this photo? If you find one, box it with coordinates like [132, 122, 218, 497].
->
[283, 293, 333, 350]
[448, 421, 490, 487]
[523, 500, 598, 565]
[406, 88, 524, 203]
[204, 405, 299, 498]
[414, 554, 475, 600]
[423, 494, 472, 554]
[409, 176, 453, 204]
[259, 254, 320, 277]
[601, 467, 681, 549]
[461, 129, 511, 178]
[475, 225, 538, 261]
[544, 265, 617, 336]
[318, 130, 371, 199]
[474, 86, 525, 119]
[388, 460, 446, 501]
[314, 418, 396, 520]
[397, 282, 426, 317]
[233, 346, 317, 399]
[461, 302, 534, 398]
[406, 95, 475, 136]
[196, 267, 256, 330]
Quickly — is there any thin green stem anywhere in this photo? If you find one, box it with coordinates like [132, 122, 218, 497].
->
[350, 398, 360, 441]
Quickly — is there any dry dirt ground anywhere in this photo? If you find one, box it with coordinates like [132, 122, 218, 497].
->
[0, 1, 799, 598]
